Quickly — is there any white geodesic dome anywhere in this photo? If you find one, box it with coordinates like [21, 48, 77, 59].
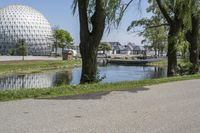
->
[0, 4, 53, 56]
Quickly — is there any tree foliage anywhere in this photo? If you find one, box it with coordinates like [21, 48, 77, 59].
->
[53, 29, 74, 49]
[128, 0, 200, 76]
[72, 0, 137, 31]
[98, 42, 111, 53]
[16, 39, 28, 60]
[128, 15, 168, 57]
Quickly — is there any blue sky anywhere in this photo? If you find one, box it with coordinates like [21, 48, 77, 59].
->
[0, 0, 150, 45]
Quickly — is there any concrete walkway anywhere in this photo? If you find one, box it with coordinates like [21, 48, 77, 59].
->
[0, 56, 62, 61]
[1, 80, 200, 133]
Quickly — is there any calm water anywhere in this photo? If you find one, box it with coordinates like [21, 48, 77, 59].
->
[0, 65, 167, 90]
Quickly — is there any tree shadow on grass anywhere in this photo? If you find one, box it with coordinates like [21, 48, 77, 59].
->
[38, 87, 150, 101]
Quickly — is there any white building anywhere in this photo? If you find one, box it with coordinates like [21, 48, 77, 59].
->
[103, 42, 146, 55]
[0, 4, 53, 56]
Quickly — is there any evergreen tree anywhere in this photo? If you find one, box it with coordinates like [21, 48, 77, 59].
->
[16, 39, 28, 61]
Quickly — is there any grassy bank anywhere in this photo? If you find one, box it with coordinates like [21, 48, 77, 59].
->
[147, 59, 167, 67]
[1, 74, 200, 101]
[0, 60, 81, 76]
[147, 59, 189, 67]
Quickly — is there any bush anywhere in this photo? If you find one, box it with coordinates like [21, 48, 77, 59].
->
[7, 49, 15, 56]
[113, 56, 121, 59]
[177, 61, 194, 75]
[95, 71, 106, 83]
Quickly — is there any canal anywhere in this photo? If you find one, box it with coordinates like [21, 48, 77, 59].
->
[0, 64, 167, 90]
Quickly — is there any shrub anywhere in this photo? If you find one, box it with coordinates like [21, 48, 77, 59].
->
[7, 49, 15, 56]
[177, 61, 194, 75]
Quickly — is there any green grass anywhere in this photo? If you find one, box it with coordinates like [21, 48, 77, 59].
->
[1, 74, 200, 101]
[147, 59, 186, 67]
[147, 59, 167, 67]
[0, 60, 81, 76]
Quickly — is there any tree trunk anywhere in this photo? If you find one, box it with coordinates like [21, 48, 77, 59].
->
[78, 0, 105, 84]
[154, 48, 157, 57]
[167, 24, 181, 76]
[61, 47, 64, 57]
[55, 43, 58, 57]
[183, 48, 186, 59]
[186, 15, 199, 74]
[156, 0, 183, 77]
[80, 40, 98, 83]
[161, 48, 164, 57]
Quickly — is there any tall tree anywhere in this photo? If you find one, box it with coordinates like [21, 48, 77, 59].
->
[128, 16, 168, 57]
[129, 0, 196, 75]
[16, 39, 28, 61]
[155, 0, 193, 76]
[76, 0, 106, 83]
[185, 0, 200, 74]
[53, 28, 73, 55]
[73, 0, 134, 83]
[99, 42, 111, 54]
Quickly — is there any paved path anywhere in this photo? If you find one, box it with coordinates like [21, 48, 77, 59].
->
[1, 80, 200, 133]
[0, 56, 62, 61]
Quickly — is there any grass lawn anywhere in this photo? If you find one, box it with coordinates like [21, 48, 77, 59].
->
[0, 60, 81, 76]
[147, 59, 188, 67]
[147, 59, 167, 67]
[1, 74, 200, 101]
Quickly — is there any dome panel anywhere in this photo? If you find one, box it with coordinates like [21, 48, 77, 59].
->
[0, 4, 53, 56]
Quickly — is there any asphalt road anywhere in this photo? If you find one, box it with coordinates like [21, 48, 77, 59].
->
[1, 79, 200, 133]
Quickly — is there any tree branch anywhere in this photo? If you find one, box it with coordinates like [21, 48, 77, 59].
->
[78, 0, 89, 41]
[122, 0, 135, 14]
[147, 23, 169, 28]
[156, 0, 172, 25]
[91, 0, 106, 44]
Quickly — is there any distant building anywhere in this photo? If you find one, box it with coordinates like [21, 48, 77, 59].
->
[106, 42, 122, 54]
[125, 43, 146, 55]
[52, 46, 78, 57]
[103, 42, 146, 55]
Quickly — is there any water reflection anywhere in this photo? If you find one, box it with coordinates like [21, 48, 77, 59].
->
[98, 65, 167, 83]
[0, 70, 72, 90]
[0, 65, 167, 90]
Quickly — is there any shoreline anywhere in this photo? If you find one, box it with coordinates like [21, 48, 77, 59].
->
[1, 74, 200, 101]
[0, 60, 81, 76]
